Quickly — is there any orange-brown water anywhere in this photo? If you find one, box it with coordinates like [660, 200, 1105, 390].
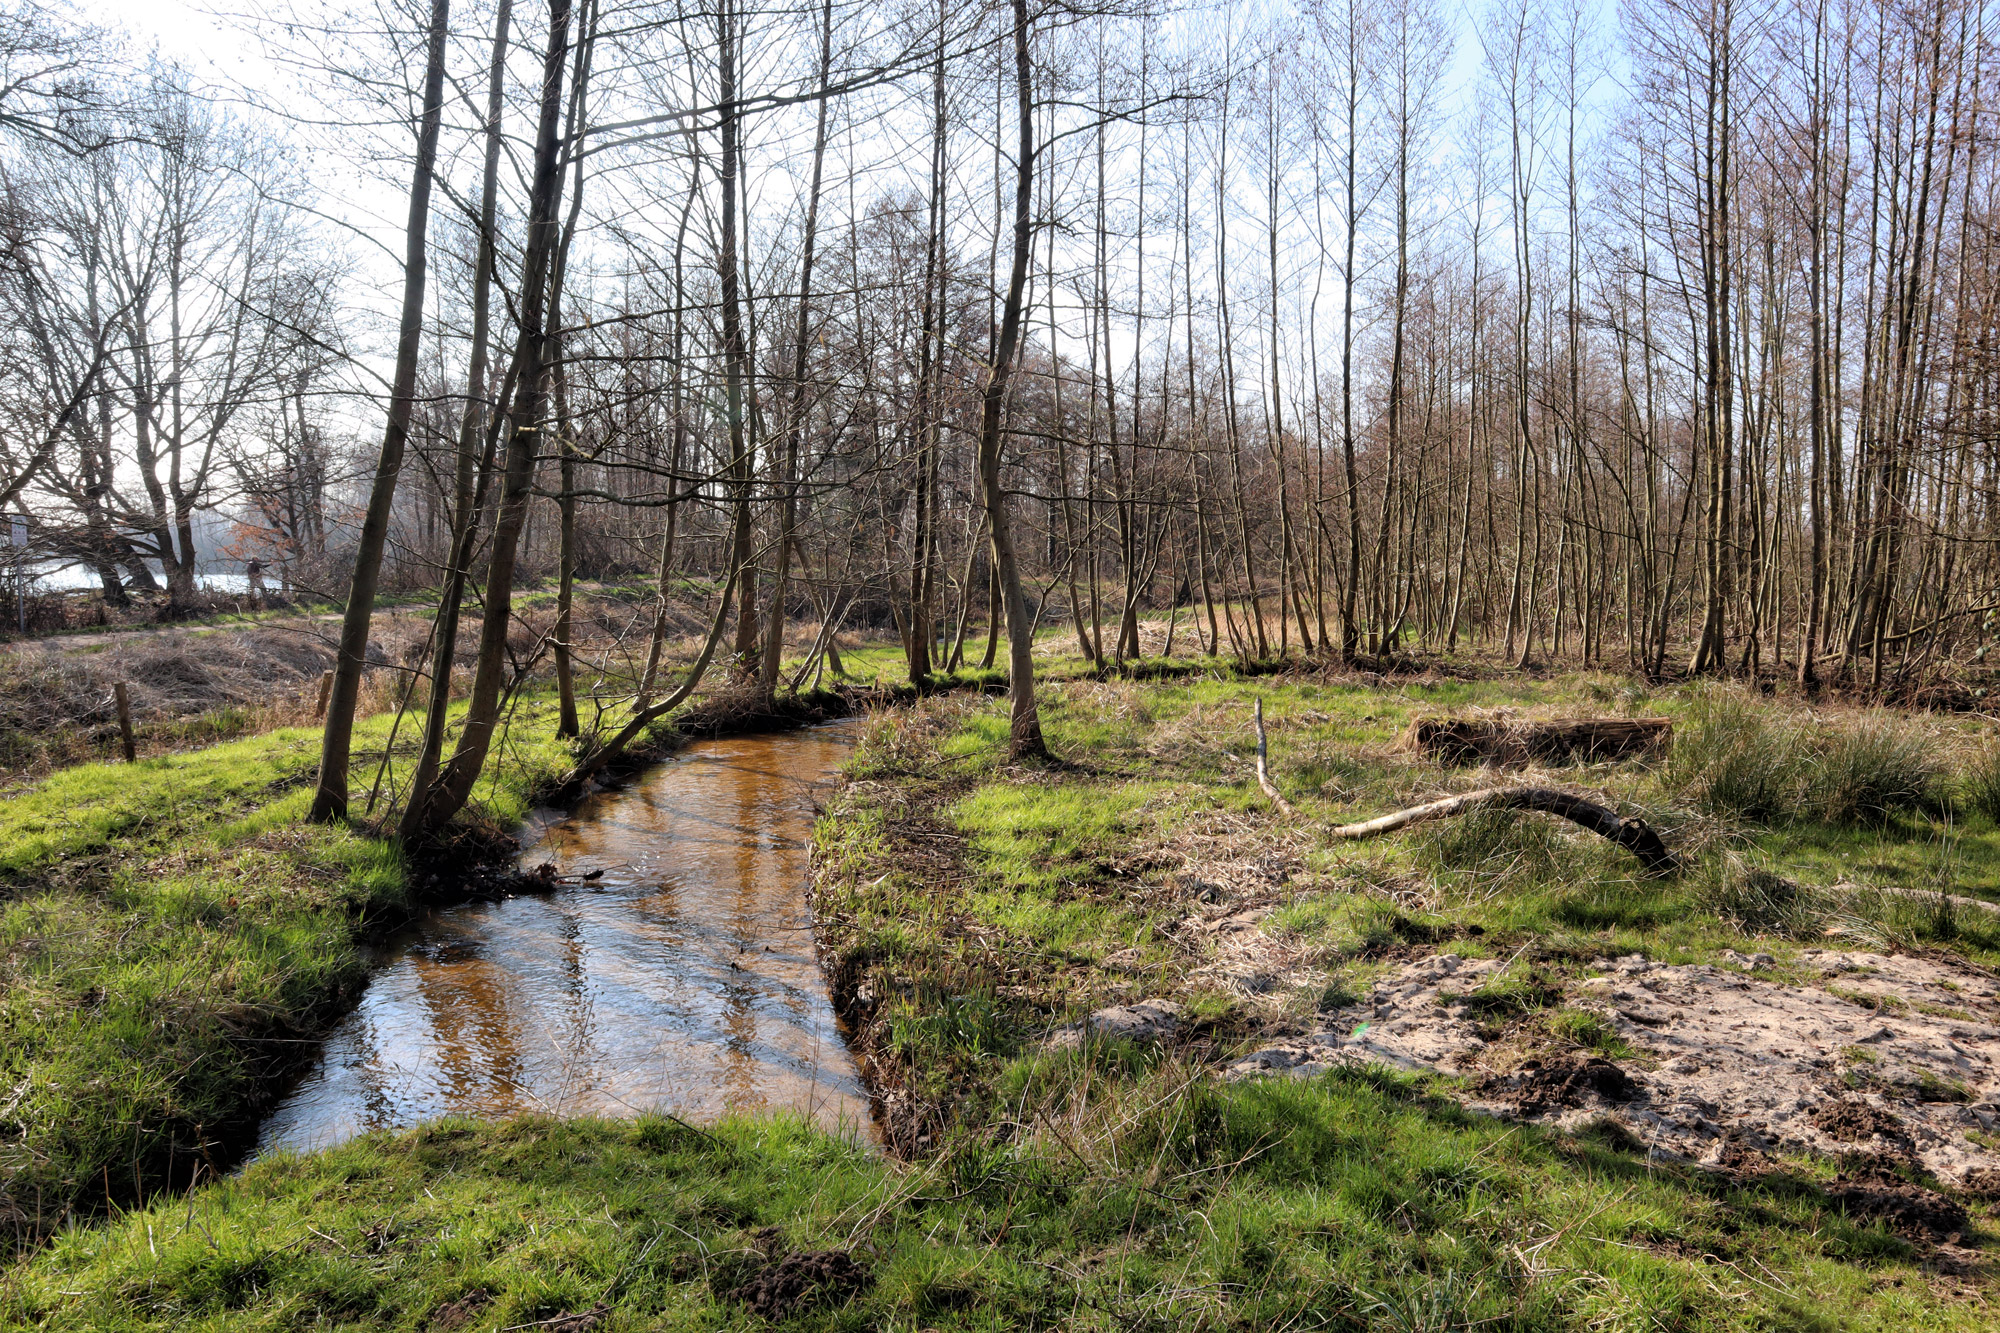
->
[255, 723, 872, 1155]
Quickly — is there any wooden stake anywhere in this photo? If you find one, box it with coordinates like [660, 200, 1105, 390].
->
[113, 682, 135, 763]
[1253, 697, 1294, 816]
[314, 669, 335, 720]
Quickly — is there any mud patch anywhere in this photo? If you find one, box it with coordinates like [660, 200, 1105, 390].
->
[1478, 1055, 1638, 1115]
[730, 1250, 873, 1320]
[426, 1289, 491, 1331]
[1828, 1165, 1969, 1243]
[1813, 1098, 1907, 1143]
[1962, 1166, 2000, 1200]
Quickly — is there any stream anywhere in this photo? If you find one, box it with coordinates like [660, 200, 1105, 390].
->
[254, 722, 873, 1156]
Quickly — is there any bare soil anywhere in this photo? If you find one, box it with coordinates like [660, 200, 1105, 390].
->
[1828, 1164, 1971, 1243]
[1478, 1053, 1640, 1114]
[1229, 946, 2000, 1191]
[728, 1250, 872, 1320]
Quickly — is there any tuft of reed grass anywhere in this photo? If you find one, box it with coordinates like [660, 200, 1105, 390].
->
[1806, 714, 1944, 825]
[1691, 852, 1828, 939]
[1668, 690, 1943, 828]
[1414, 803, 1573, 888]
[1665, 689, 1806, 824]
[1957, 742, 2000, 822]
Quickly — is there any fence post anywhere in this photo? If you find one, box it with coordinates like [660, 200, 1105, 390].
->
[113, 683, 135, 763]
[314, 669, 335, 720]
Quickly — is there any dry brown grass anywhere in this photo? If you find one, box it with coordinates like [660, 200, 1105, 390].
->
[0, 588, 775, 779]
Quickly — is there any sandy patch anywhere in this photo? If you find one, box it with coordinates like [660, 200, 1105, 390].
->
[1229, 948, 2000, 1189]
[1046, 1000, 1182, 1050]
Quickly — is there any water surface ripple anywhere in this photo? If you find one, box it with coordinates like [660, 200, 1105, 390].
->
[255, 723, 871, 1155]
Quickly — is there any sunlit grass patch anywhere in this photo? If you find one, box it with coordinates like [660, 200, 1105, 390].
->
[1548, 1007, 1640, 1060]
[0, 691, 581, 1248]
[953, 778, 1157, 895]
[17, 649, 2000, 1327]
[14, 1075, 1967, 1332]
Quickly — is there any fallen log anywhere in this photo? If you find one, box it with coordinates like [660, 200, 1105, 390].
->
[1327, 785, 1679, 877]
[1408, 715, 1671, 767]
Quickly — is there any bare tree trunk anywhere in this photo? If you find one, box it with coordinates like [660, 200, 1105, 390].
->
[979, 0, 1049, 760]
[719, 0, 759, 675]
[635, 166, 700, 711]
[311, 0, 452, 824]
[404, 0, 575, 838]
[548, 0, 598, 739]
[759, 0, 835, 700]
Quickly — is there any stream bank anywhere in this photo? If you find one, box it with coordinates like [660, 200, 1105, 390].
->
[13, 661, 2000, 1330]
[0, 678, 882, 1251]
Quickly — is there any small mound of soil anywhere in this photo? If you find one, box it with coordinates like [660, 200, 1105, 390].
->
[1482, 1055, 1638, 1114]
[1811, 1098, 1905, 1143]
[731, 1250, 872, 1320]
[1962, 1166, 2000, 1199]
[1828, 1166, 1969, 1243]
[427, 1289, 491, 1331]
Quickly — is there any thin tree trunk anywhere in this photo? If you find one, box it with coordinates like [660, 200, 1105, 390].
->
[980, 0, 1049, 760]
[311, 0, 452, 823]
[404, 0, 576, 838]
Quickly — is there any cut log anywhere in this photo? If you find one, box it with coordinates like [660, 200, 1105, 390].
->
[1408, 716, 1671, 767]
[1327, 785, 1678, 877]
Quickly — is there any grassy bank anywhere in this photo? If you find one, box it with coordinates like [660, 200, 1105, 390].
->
[0, 694, 581, 1249]
[806, 666, 2000, 1327]
[12, 1067, 1978, 1331]
[7, 651, 2000, 1328]
[0, 577, 741, 776]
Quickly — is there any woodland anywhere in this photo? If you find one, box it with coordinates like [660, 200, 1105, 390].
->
[8, 2, 2000, 1323]
[0, 0, 1992, 824]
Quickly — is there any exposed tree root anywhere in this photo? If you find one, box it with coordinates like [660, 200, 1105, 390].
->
[1326, 786, 1679, 876]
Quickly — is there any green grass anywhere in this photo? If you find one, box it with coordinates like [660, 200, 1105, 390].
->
[806, 659, 2000, 1325]
[5, 1070, 1981, 1331]
[10, 640, 2000, 1326]
[0, 693, 581, 1248]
